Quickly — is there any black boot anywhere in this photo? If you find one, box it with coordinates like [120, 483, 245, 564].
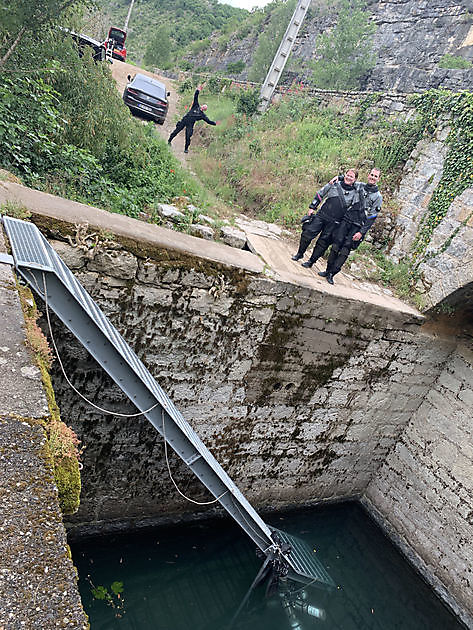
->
[326, 273, 334, 285]
[302, 261, 313, 268]
[291, 254, 302, 261]
[318, 270, 328, 277]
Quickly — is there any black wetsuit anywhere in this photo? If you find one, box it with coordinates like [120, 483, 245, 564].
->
[168, 89, 216, 151]
[325, 183, 382, 276]
[294, 180, 358, 262]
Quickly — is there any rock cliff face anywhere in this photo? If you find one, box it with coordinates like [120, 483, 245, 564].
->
[193, 0, 473, 92]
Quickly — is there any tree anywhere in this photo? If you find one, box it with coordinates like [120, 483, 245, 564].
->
[143, 24, 172, 68]
[0, 0, 89, 67]
[310, 0, 377, 90]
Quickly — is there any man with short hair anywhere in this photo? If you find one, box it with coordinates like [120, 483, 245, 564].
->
[318, 168, 383, 285]
[168, 84, 217, 153]
[291, 168, 359, 266]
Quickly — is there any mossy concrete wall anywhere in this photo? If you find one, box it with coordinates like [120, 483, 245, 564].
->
[42, 233, 473, 625]
[44, 238, 452, 526]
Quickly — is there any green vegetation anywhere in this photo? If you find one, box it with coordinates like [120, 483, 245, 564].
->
[102, 0, 247, 67]
[0, 2, 203, 218]
[87, 576, 125, 618]
[410, 90, 473, 264]
[351, 242, 413, 298]
[17, 283, 81, 515]
[438, 54, 472, 70]
[191, 87, 415, 227]
[310, 0, 377, 90]
[248, 0, 297, 82]
[226, 60, 246, 75]
[143, 24, 172, 68]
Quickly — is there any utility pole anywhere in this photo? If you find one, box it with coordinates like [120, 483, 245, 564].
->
[124, 0, 135, 31]
[258, 0, 311, 113]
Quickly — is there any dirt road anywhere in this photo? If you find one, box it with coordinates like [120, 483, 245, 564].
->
[110, 60, 189, 166]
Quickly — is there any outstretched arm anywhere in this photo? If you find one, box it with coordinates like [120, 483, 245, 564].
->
[201, 113, 217, 126]
[191, 89, 200, 109]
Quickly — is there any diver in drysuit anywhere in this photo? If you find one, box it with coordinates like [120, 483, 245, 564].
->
[292, 169, 359, 265]
[318, 168, 383, 285]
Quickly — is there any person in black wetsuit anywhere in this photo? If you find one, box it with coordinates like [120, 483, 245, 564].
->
[291, 168, 359, 266]
[168, 85, 217, 153]
[318, 168, 383, 285]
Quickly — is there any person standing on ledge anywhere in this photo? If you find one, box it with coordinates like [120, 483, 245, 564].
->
[318, 168, 383, 285]
[291, 168, 359, 265]
[168, 84, 217, 153]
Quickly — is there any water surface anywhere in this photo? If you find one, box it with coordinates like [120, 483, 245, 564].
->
[71, 502, 464, 629]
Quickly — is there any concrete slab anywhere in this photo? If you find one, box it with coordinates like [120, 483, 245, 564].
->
[0, 228, 48, 418]
[246, 234, 422, 317]
[0, 182, 265, 275]
[0, 181, 422, 319]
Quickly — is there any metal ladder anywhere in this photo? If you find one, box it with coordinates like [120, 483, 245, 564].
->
[258, 0, 311, 112]
[2, 215, 334, 591]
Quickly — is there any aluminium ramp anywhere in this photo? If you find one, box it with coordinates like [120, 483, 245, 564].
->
[2, 215, 334, 590]
[258, 0, 311, 112]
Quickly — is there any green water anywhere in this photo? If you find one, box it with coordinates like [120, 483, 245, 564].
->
[71, 502, 464, 630]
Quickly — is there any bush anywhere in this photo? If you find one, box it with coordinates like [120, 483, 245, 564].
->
[438, 54, 472, 70]
[226, 60, 245, 74]
[236, 88, 260, 116]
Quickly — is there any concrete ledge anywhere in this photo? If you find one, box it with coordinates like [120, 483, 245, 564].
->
[0, 181, 265, 275]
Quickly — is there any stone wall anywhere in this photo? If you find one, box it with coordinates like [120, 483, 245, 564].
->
[388, 127, 473, 310]
[29, 220, 471, 626]
[0, 229, 87, 630]
[364, 346, 473, 626]
[189, 0, 473, 93]
[45, 237, 453, 530]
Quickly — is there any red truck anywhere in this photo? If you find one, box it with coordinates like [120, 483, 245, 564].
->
[103, 27, 127, 62]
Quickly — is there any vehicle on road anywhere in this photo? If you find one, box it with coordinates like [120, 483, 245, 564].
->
[103, 27, 127, 62]
[60, 27, 105, 61]
[123, 74, 170, 124]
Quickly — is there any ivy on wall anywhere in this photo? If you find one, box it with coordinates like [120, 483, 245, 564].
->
[410, 90, 473, 264]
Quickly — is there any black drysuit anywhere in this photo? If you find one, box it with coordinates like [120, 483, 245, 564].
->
[294, 180, 358, 262]
[325, 183, 382, 276]
[168, 89, 216, 151]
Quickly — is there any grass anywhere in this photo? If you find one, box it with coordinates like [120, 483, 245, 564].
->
[351, 242, 414, 299]
[191, 93, 401, 229]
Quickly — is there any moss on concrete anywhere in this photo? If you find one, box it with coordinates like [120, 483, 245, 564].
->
[17, 283, 81, 515]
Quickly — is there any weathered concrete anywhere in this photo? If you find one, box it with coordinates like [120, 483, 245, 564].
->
[2, 193, 472, 625]
[0, 230, 48, 418]
[365, 346, 473, 627]
[0, 229, 88, 630]
[0, 181, 265, 275]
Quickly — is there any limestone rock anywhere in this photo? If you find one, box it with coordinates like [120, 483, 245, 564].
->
[50, 240, 87, 270]
[190, 224, 215, 240]
[220, 225, 247, 249]
[197, 214, 216, 226]
[88, 249, 138, 279]
[156, 203, 186, 223]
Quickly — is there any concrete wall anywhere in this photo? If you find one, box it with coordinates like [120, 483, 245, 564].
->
[365, 346, 473, 626]
[43, 233, 473, 625]
[44, 238, 452, 527]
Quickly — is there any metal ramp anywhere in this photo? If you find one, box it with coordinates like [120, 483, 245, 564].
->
[2, 215, 334, 591]
[258, 0, 311, 113]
